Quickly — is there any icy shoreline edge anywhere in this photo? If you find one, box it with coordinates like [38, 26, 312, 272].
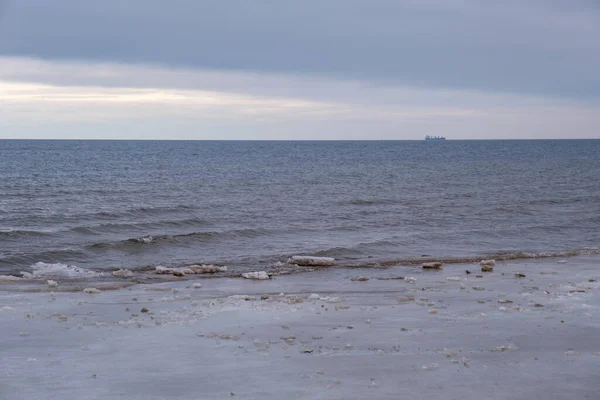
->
[1, 255, 599, 399]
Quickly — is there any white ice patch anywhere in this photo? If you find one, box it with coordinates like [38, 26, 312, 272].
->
[155, 266, 191, 275]
[188, 265, 228, 274]
[112, 269, 134, 278]
[422, 363, 440, 371]
[318, 296, 342, 303]
[20, 262, 101, 279]
[242, 271, 270, 280]
[287, 256, 335, 267]
[228, 295, 256, 301]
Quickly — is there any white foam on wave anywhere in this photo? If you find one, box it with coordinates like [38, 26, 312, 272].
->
[20, 262, 102, 279]
[135, 236, 155, 244]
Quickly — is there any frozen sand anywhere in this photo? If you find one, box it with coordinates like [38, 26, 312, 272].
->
[1, 256, 599, 400]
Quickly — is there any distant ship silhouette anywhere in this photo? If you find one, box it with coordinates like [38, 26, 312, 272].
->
[425, 135, 446, 141]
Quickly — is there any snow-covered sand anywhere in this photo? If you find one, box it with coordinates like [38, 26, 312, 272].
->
[1, 256, 599, 400]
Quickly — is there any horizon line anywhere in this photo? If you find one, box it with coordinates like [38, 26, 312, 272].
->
[1, 138, 598, 142]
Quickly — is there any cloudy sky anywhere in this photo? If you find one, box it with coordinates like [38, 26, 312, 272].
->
[0, 0, 598, 139]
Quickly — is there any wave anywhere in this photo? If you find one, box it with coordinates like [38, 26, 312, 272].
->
[375, 247, 600, 267]
[280, 243, 600, 267]
[89, 204, 197, 220]
[487, 248, 600, 260]
[0, 229, 52, 238]
[19, 262, 103, 279]
[1, 246, 598, 283]
[87, 228, 271, 251]
[342, 199, 399, 206]
[527, 195, 599, 206]
[0, 249, 88, 268]
[1, 205, 200, 227]
[69, 217, 211, 235]
[312, 247, 363, 258]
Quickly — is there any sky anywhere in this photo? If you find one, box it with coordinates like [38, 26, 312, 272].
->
[0, 0, 599, 140]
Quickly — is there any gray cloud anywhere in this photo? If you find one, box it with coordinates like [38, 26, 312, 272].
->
[1, 0, 599, 100]
[2, 57, 599, 141]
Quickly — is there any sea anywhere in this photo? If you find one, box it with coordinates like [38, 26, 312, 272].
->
[0, 139, 599, 280]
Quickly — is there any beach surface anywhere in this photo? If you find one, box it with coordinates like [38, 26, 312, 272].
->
[1, 255, 599, 399]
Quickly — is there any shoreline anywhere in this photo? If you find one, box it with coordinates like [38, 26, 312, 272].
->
[1, 255, 599, 399]
[1, 247, 599, 289]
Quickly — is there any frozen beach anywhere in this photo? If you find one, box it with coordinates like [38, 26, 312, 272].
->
[1, 255, 599, 400]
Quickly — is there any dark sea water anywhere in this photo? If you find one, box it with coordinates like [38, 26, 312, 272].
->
[0, 140, 599, 279]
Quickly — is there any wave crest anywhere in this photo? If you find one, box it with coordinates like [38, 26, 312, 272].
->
[69, 217, 211, 235]
[20, 262, 103, 279]
[87, 229, 270, 251]
[0, 229, 51, 238]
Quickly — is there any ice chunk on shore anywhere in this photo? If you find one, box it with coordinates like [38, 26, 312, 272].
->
[155, 265, 227, 275]
[188, 264, 228, 274]
[155, 266, 171, 274]
[112, 269, 134, 278]
[422, 363, 440, 371]
[155, 266, 192, 275]
[318, 296, 342, 303]
[47, 280, 58, 288]
[83, 288, 101, 294]
[422, 262, 443, 269]
[287, 256, 335, 267]
[228, 295, 256, 301]
[404, 276, 417, 283]
[242, 271, 270, 280]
